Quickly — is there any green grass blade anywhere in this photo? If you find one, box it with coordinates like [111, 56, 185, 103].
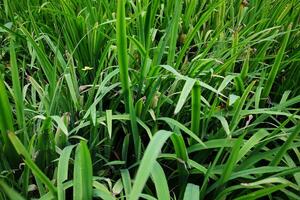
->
[150, 161, 170, 200]
[230, 81, 255, 132]
[129, 130, 173, 200]
[106, 110, 112, 139]
[116, 0, 140, 158]
[0, 75, 14, 142]
[73, 141, 93, 200]
[9, 37, 27, 143]
[270, 123, 300, 166]
[57, 145, 75, 200]
[262, 24, 292, 99]
[0, 180, 25, 200]
[191, 80, 201, 137]
[8, 132, 57, 197]
[158, 117, 205, 147]
[121, 169, 132, 198]
[174, 78, 195, 114]
[234, 184, 287, 200]
[183, 183, 199, 200]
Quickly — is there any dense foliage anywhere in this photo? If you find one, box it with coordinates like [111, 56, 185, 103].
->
[0, 0, 300, 199]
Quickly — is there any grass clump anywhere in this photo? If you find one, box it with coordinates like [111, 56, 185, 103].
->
[0, 0, 300, 199]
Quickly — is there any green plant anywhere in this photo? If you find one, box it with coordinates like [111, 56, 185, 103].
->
[0, 0, 299, 199]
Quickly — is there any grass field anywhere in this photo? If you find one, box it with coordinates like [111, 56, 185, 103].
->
[0, 0, 300, 199]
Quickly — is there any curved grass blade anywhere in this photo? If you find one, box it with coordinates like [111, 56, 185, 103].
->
[129, 130, 173, 200]
[150, 161, 170, 200]
[158, 117, 205, 147]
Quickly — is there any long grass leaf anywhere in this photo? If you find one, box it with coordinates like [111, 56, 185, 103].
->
[73, 141, 93, 200]
[129, 130, 173, 200]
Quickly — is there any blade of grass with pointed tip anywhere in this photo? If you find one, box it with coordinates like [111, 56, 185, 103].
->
[73, 141, 93, 200]
[106, 110, 112, 139]
[220, 133, 245, 185]
[0, 75, 14, 143]
[174, 78, 195, 114]
[230, 81, 255, 132]
[237, 129, 269, 162]
[93, 181, 116, 200]
[158, 117, 205, 147]
[20, 26, 56, 98]
[129, 130, 173, 200]
[51, 116, 69, 137]
[0, 74, 20, 167]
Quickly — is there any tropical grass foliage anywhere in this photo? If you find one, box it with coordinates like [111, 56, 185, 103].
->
[0, 0, 300, 199]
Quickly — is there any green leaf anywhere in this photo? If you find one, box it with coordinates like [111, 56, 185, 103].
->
[183, 183, 199, 200]
[129, 130, 173, 200]
[234, 184, 287, 200]
[0, 180, 25, 200]
[73, 141, 93, 200]
[116, 0, 140, 158]
[270, 123, 300, 166]
[106, 110, 112, 139]
[150, 161, 170, 200]
[174, 78, 195, 114]
[57, 145, 75, 200]
[8, 132, 57, 197]
[158, 117, 205, 147]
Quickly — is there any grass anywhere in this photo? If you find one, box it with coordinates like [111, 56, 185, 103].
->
[0, 0, 300, 199]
